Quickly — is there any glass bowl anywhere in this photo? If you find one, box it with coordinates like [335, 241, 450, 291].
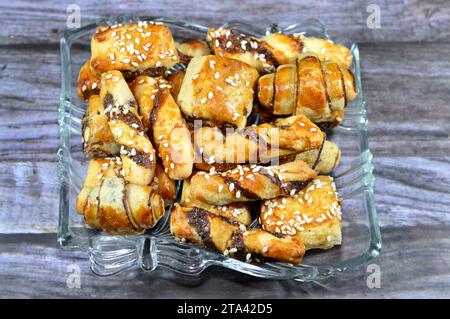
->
[58, 16, 381, 281]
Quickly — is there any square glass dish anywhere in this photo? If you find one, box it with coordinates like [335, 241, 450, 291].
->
[58, 16, 381, 281]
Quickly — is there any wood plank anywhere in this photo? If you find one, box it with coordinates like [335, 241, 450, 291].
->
[1, 155, 449, 233]
[1, 0, 450, 45]
[1, 228, 449, 298]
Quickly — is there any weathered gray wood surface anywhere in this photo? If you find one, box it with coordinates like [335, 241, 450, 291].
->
[0, 0, 449, 298]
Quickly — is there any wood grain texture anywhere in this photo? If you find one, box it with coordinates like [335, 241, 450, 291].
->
[1, 0, 450, 45]
[1, 229, 449, 298]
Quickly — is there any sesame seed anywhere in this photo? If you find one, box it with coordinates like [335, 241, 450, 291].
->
[218, 185, 223, 192]
[310, 127, 318, 132]
[235, 191, 241, 198]
[170, 163, 175, 169]
[246, 253, 251, 261]
[131, 61, 139, 67]
[200, 97, 207, 104]
[208, 92, 214, 99]
[229, 183, 235, 192]
[81, 85, 87, 92]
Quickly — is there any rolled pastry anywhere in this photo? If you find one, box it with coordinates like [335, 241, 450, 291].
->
[150, 160, 177, 204]
[90, 22, 179, 75]
[100, 71, 156, 185]
[189, 160, 317, 206]
[170, 204, 305, 264]
[77, 158, 175, 215]
[176, 39, 210, 64]
[260, 175, 342, 250]
[78, 60, 101, 101]
[206, 28, 352, 72]
[83, 176, 165, 234]
[194, 115, 324, 165]
[206, 27, 277, 73]
[257, 55, 357, 126]
[166, 71, 185, 101]
[177, 55, 259, 129]
[181, 179, 252, 226]
[130, 76, 194, 180]
[76, 157, 122, 215]
[82, 95, 120, 158]
[295, 140, 341, 174]
[293, 34, 352, 68]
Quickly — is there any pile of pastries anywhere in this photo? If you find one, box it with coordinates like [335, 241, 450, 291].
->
[76, 21, 357, 265]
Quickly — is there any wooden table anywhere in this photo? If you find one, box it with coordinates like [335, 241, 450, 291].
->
[1, 0, 449, 298]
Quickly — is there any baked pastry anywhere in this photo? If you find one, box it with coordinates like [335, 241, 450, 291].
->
[83, 176, 165, 234]
[206, 27, 278, 73]
[77, 158, 175, 215]
[295, 140, 341, 174]
[170, 204, 305, 264]
[189, 160, 317, 206]
[206, 28, 352, 73]
[78, 60, 101, 101]
[177, 55, 259, 129]
[176, 39, 210, 64]
[257, 55, 357, 127]
[82, 95, 120, 158]
[194, 115, 324, 165]
[292, 34, 352, 68]
[151, 160, 177, 204]
[100, 70, 156, 185]
[259, 175, 342, 250]
[130, 76, 194, 180]
[76, 158, 122, 215]
[91, 22, 179, 76]
[181, 180, 252, 225]
[166, 70, 185, 101]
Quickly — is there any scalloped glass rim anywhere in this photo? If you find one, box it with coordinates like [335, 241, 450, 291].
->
[58, 16, 381, 281]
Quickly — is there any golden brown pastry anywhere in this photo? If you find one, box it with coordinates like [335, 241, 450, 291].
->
[83, 176, 165, 234]
[100, 71, 156, 185]
[166, 71, 185, 101]
[77, 158, 174, 216]
[78, 60, 101, 101]
[150, 160, 177, 204]
[257, 55, 357, 127]
[82, 95, 120, 158]
[295, 140, 341, 174]
[206, 28, 352, 73]
[260, 176, 342, 250]
[181, 180, 252, 226]
[130, 76, 194, 180]
[189, 160, 317, 206]
[170, 204, 305, 264]
[177, 55, 259, 129]
[76, 158, 122, 215]
[293, 34, 352, 68]
[176, 39, 210, 64]
[194, 115, 324, 165]
[91, 22, 179, 76]
[206, 27, 277, 73]
[259, 33, 303, 65]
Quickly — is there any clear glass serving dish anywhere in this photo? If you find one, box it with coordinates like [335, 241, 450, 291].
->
[58, 16, 381, 281]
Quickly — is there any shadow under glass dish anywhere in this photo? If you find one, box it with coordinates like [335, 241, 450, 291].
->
[58, 16, 381, 281]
